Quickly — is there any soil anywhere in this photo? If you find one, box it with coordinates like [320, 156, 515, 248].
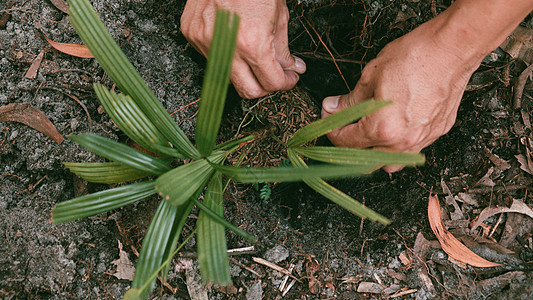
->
[1, 0, 532, 299]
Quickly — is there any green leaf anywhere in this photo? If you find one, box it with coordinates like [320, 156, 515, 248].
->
[287, 149, 390, 225]
[132, 228, 197, 298]
[212, 163, 374, 183]
[196, 10, 240, 157]
[197, 173, 231, 285]
[94, 85, 179, 157]
[70, 133, 171, 175]
[194, 198, 256, 243]
[67, 0, 199, 159]
[63, 162, 149, 184]
[123, 289, 141, 300]
[132, 200, 187, 298]
[215, 134, 255, 151]
[294, 146, 425, 166]
[159, 199, 196, 282]
[287, 99, 390, 147]
[52, 181, 156, 224]
[155, 151, 226, 206]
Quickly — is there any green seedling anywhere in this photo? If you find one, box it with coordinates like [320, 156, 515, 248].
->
[54, 1, 425, 299]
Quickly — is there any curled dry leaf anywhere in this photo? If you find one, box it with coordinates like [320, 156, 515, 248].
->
[428, 195, 501, 268]
[470, 199, 533, 233]
[43, 35, 93, 58]
[0, 103, 64, 144]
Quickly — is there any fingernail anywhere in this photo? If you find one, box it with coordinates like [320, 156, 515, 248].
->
[293, 56, 306, 74]
[322, 96, 339, 113]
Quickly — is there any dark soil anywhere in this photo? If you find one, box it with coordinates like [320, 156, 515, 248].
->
[1, 0, 532, 299]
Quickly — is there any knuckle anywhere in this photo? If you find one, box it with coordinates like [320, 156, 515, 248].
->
[375, 123, 402, 144]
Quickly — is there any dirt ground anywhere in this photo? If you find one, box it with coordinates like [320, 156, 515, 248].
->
[1, 0, 532, 299]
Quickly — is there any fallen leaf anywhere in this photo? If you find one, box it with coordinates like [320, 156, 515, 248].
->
[484, 147, 511, 171]
[428, 195, 501, 268]
[111, 240, 135, 281]
[515, 154, 533, 175]
[500, 26, 533, 64]
[470, 199, 533, 233]
[49, 0, 69, 14]
[25, 50, 45, 79]
[43, 34, 93, 58]
[0, 103, 64, 144]
[514, 63, 533, 109]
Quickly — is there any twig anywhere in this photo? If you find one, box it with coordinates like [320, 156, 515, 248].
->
[229, 257, 263, 278]
[386, 288, 418, 299]
[252, 257, 302, 283]
[302, 16, 351, 92]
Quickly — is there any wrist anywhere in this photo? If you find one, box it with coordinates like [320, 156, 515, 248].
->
[423, 0, 533, 69]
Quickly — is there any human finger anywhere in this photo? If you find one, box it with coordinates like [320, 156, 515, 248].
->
[231, 57, 269, 99]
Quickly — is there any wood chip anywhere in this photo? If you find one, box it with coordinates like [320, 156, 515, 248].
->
[428, 195, 501, 268]
[0, 103, 64, 144]
[25, 50, 45, 79]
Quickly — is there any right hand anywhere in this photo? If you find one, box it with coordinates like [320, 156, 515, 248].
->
[180, 0, 306, 99]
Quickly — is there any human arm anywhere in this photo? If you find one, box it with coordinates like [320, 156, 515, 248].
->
[321, 0, 533, 172]
[180, 0, 306, 99]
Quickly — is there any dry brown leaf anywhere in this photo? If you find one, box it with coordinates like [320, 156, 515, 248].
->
[111, 240, 135, 281]
[49, 0, 69, 14]
[428, 195, 501, 268]
[0, 103, 64, 144]
[43, 35, 93, 58]
[470, 199, 533, 233]
[25, 50, 45, 79]
[515, 154, 533, 175]
[500, 26, 533, 64]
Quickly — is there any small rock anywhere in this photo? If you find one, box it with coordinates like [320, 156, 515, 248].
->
[357, 282, 384, 294]
[246, 281, 263, 300]
[264, 245, 289, 264]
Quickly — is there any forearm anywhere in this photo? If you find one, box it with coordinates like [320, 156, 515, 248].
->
[430, 0, 533, 67]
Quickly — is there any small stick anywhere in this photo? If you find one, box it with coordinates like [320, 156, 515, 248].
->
[229, 257, 263, 278]
[252, 257, 302, 283]
[386, 288, 418, 299]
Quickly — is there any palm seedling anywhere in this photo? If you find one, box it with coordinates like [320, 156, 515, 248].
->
[53, 0, 425, 298]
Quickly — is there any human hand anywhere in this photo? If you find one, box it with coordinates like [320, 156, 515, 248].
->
[321, 19, 483, 173]
[180, 0, 306, 99]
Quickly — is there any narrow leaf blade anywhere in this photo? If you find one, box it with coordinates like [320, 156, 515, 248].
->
[94, 85, 178, 157]
[196, 11, 240, 156]
[63, 162, 150, 184]
[52, 181, 156, 224]
[198, 173, 231, 285]
[294, 146, 425, 166]
[70, 133, 171, 175]
[213, 163, 374, 183]
[131, 200, 183, 298]
[288, 100, 390, 147]
[288, 149, 390, 224]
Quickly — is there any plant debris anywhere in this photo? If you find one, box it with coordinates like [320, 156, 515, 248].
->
[43, 34, 94, 58]
[427, 195, 501, 268]
[0, 103, 64, 144]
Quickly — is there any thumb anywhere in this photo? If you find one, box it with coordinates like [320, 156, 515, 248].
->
[321, 83, 373, 118]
